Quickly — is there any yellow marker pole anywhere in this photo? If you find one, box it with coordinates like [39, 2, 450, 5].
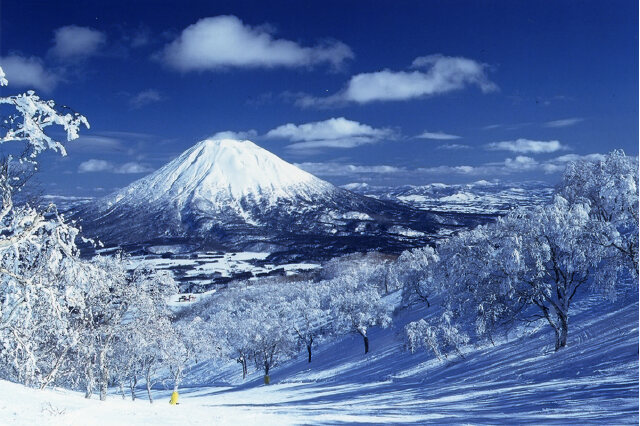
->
[169, 391, 179, 405]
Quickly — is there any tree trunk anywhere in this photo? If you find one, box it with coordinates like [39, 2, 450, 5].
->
[40, 346, 69, 390]
[237, 356, 247, 380]
[99, 350, 108, 401]
[307, 344, 312, 363]
[146, 367, 153, 404]
[263, 361, 270, 385]
[84, 361, 94, 399]
[85, 379, 93, 399]
[129, 376, 137, 401]
[119, 382, 126, 399]
[555, 312, 569, 351]
[363, 335, 369, 354]
[172, 366, 183, 393]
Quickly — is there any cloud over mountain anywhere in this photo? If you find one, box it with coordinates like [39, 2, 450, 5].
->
[266, 117, 393, 152]
[209, 130, 258, 140]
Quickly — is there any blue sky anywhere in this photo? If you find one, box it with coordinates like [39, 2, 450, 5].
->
[1, 0, 637, 196]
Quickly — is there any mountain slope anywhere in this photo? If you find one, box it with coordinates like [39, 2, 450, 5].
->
[2, 292, 636, 424]
[75, 139, 480, 255]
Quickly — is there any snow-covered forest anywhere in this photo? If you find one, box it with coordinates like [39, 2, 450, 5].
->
[0, 61, 638, 425]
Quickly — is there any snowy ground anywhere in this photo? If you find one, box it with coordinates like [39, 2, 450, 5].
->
[2, 291, 637, 425]
[123, 249, 321, 292]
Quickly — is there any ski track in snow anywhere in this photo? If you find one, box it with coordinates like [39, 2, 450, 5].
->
[1, 290, 637, 425]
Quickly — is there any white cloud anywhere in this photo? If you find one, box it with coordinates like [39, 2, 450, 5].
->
[298, 54, 497, 106]
[78, 159, 112, 173]
[486, 138, 568, 154]
[161, 15, 353, 71]
[266, 117, 393, 151]
[295, 162, 405, 176]
[543, 117, 583, 128]
[69, 135, 124, 153]
[68, 132, 156, 156]
[415, 153, 604, 177]
[0, 55, 60, 92]
[504, 156, 539, 170]
[210, 130, 258, 140]
[50, 26, 106, 60]
[305, 162, 493, 178]
[113, 162, 153, 174]
[482, 122, 532, 131]
[129, 89, 163, 109]
[416, 165, 492, 175]
[436, 143, 471, 150]
[78, 159, 153, 174]
[416, 131, 461, 140]
[294, 152, 606, 181]
[483, 123, 504, 130]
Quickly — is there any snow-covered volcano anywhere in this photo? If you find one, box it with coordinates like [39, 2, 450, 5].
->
[102, 139, 335, 223]
[74, 139, 486, 256]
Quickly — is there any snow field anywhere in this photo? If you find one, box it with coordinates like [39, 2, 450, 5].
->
[7, 290, 637, 425]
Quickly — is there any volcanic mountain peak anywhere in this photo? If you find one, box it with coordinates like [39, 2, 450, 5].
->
[75, 138, 453, 252]
[108, 139, 334, 208]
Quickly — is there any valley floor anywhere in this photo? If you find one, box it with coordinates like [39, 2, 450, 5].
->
[1, 292, 637, 425]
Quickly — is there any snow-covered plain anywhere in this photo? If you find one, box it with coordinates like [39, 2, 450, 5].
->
[4, 290, 637, 425]
[123, 250, 321, 292]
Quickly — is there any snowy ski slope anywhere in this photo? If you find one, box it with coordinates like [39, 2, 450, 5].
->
[1, 289, 637, 425]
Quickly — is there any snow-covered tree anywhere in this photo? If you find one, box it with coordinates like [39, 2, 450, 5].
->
[0, 71, 88, 161]
[495, 197, 613, 350]
[250, 307, 296, 383]
[71, 255, 132, 400]
[405, 313, 469, 361]
[213, 308, 253, 380]
[436, 224, 514, 343]
[191, 287, 253, 380]
[70, 257, 178, 401]
[282, 280, 332, 363]
[403, 226, 496, 359]
[135, 314, 173, 403]
[559, 150, 639, 278]
[429, 196, 614, 353]
[109, 266, 177, 402]
[192, 281, 297, 383]
[236, 287, 297, 384]
[110, 325, 141, 400]
[0, 67, 184, 401]
[328, 273, 392, 354]
[394, 246, 439, 308]
[163, 318, 202, 396]
[0, 66, 91, 388]
[0, 249, 83, 388]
